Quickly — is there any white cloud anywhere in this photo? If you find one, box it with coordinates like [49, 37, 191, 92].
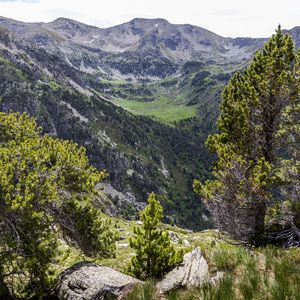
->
[0, 0, 298, 37]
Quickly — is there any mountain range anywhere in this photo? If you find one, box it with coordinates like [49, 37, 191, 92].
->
[1, 16, 299, 229]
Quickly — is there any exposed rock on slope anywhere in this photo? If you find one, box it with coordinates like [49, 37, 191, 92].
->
[0, 15, 266, 80]
[156, 247, 209, 293]
[54, 262, 142, 300]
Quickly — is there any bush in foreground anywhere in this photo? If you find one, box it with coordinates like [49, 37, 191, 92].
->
[0, 112, 117, 298]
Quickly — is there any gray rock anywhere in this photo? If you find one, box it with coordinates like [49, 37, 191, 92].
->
[182, 239, 190, 246]
[54, 262, 142, 300]
[169, 231, 179, 243]
[209, 271, 225, 286]
[156, 247, 208, 294]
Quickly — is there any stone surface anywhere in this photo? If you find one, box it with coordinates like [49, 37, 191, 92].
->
[182, 239, 190, 246]
[169, 231, 179, 243]
[54, 262, 142, 300]
[156, 247, 209, 293]
[209, 271, 225, 286]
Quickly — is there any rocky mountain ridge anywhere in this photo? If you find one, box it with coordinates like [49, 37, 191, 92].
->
[1, 16, 299, 77]
[0, 17, 259, 70]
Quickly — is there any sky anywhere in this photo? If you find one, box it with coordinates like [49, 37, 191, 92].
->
[0, 0, 299, 37]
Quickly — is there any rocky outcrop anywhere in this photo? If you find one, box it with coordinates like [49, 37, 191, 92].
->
[156, 247, 209, 293]
[54, 262, 142, 300]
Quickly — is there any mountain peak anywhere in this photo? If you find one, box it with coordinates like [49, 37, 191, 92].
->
[51, 17, 72, 23]
[49, 17, 97, 28]
[45, 17, 101, 40]
[129, 17, 170, 24]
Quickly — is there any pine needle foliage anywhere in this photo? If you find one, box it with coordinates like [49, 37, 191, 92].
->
[194, 26, 300, 244]
[0, 112, 117, 298]
[129, 193, 182, 280]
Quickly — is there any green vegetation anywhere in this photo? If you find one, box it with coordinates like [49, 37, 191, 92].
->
[113, 96, 197, 123]
[125, 281, 157, 300]
[129, 193, 182, 280]
[97, 65, 225, 126]
[125, 242, 300, 300]
[194, 26, 300, 244]
[1, 19, 300, 300]
[0, 51, 212, 231]
[0, 112, 117, 298]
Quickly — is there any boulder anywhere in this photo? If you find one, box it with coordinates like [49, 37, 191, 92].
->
[54, 262, 142, 300]
[156, 247, 208, 294]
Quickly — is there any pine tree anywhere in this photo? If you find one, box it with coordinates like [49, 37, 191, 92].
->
[194, 26, 300, 244]
[0, 112, 118, 298]
[274, 68, 300, 245]
[129, 193, 182, 280]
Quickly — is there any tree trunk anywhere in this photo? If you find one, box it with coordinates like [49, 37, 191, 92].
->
[208, 199, 266, 244]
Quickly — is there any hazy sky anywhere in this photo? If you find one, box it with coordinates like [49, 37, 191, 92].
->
[0, 0, 299, 37]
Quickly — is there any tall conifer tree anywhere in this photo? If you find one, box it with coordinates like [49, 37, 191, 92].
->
[194, 26, 300, 244]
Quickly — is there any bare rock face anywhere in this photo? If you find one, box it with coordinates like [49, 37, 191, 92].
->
[156, 247, 208, 294]
[54, 262, 143, 300]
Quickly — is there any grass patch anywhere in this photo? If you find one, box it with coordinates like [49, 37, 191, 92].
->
[124, 236, 300, 300]
[113, 96, 197, 123]
[202, 275, 235, 300]
[125, 281, 156, 300]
